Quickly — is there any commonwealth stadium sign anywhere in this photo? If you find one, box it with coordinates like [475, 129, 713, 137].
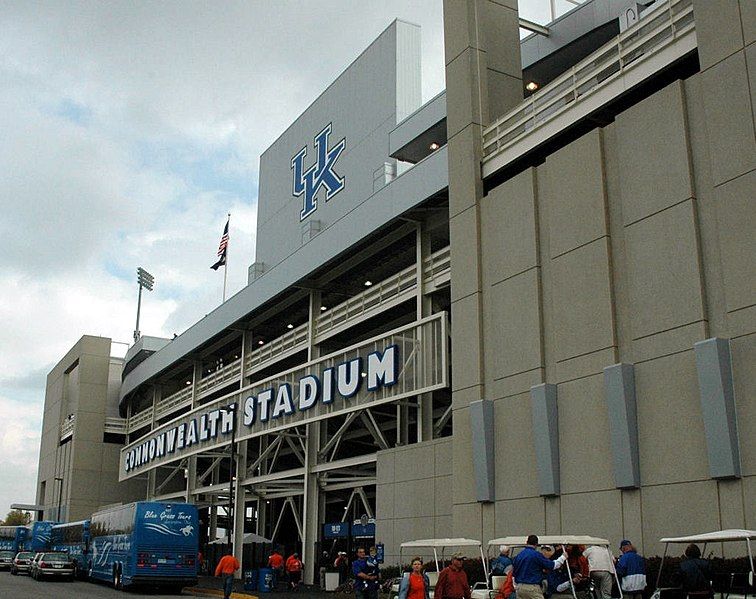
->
[120, 314, 448, 480]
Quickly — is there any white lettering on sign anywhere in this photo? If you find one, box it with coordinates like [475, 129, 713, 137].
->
[123, 346, 399, 475]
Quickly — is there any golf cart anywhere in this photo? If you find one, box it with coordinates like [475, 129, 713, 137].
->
[655, 529, 755, 599]
[470, 535, 621, 599]
[389, 538, 489, 599]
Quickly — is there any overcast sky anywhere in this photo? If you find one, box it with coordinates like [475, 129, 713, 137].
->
[0, 0, 574, 518]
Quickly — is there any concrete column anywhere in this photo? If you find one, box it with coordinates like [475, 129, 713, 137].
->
[209, 501, 218, 542]
[416, 223, 434, 441]
[147, 470, 156, 500]
[444, 0, 522, 525]
[239, 330, 248, 382]
[185, 456, 197, 503]
[150, 385, 161, 428]
[191, 361, 202, 409]
[302, 422, 321, 584]
[308, 290, 322, 361]
[232, 440, 248, 578]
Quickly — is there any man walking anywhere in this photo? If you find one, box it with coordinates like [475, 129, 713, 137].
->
[616, 540, 646, 599]
[353, 546, 380, 599]
[435, 553, 471, 599]
[215, 550, 240, 599]
[583, 544, 615, 599]
[286, 551, 303, 591]
[268, 548, 284, 590]
[513, 535, 567, 599]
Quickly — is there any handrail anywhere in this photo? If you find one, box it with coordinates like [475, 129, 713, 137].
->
[198, 358, 242, 396]
[60, 415, 75, 441]
[155, 386, 193, 419]
[482, 0, 694, 162]
[137, 245, 452, 432]
[128, 408, 152, 432]
[104, 417, 128, 434]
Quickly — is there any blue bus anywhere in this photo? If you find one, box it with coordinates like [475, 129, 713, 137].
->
[51, 520, 90, 577]
[88, 501, 198, 590]
[0, 526, 28, 552]
[29, 521, 56, 553]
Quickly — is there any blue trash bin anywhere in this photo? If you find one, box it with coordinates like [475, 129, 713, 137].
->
[244, 569, 259, 591]
[258, 567, 274, 593]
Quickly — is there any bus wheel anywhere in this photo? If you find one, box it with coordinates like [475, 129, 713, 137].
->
[114, 566, 124, 591]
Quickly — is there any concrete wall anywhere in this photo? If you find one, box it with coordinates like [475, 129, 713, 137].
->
[375, 437, 453, 565]
[376, 1, 755, 560]
[445, 64, 754, 557]
[36, 336, 145, 521]
[256, 19, 421, 270]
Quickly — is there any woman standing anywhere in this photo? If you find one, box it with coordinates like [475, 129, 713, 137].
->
[398, 556, 431, 599]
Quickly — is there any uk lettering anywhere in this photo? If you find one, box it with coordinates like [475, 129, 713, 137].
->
[124, 345, 397, 474]
[291, 122, 346, 221]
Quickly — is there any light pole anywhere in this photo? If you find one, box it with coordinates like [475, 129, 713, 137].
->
[54, 476, 63, 522]
[134, 267, 155, 343]
[219, 404, 237, 552]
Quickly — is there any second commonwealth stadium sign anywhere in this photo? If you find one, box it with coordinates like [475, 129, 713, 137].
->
[120, 313, 448, 480]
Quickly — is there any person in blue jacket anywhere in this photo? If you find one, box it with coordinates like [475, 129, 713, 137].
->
[398, 556, 431, 599]
[513, 535, 568, 599]
[616, 540, 647, 599]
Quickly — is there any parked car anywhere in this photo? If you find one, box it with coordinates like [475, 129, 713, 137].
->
[30, 551, 75, 581]
[10, 551, 36, 575]
[0, 550, 15, 570]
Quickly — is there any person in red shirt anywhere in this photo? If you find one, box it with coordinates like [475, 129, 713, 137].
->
[215, 551, 240, 599]
[435, 553, 471, 599]
[285, 552, 304, 591]
[398, 556, 431, 599]
[268, 549, 285, 589]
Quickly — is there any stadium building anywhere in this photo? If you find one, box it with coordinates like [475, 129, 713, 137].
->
[39, 0, 755, 584]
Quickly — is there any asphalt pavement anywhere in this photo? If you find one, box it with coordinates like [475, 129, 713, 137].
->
[0, 571, 339, 598]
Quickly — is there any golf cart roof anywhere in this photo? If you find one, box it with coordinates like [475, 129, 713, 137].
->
[659, 529, 756, 543]
[488, 536, 610, 547]
[400, 538, 483, 549]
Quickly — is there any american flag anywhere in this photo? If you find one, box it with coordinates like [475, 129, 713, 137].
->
[210, 218, 229, 271]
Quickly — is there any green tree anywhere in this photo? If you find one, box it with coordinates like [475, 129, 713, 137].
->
[1, 510, 32, 526]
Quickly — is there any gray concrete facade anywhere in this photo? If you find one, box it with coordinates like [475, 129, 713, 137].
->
[374, 0, 754, 564]
[84, 0, 755, 577]
[35, 336, 145, 522]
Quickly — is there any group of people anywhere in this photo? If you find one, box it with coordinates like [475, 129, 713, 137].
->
[266, 548, 304, 591]
[484, 536, 648, 599]
[213, 536, 714, 599]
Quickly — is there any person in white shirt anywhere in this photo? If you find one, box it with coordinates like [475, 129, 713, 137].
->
[581, 545, 615, 599]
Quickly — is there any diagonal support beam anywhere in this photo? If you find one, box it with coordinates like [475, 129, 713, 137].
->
[359, 410, 390, 450]
[319, 411, 360, 459]
[156, 459, 187, 495]
[247, 436, 284, 475]
[434, 405, 453, 437]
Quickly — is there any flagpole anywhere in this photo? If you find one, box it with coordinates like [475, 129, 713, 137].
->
[222, 212, 230, 303]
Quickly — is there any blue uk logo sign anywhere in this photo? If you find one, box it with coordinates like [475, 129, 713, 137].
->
[291, 123, 346, 221]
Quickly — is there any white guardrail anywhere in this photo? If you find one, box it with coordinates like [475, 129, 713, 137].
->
[482, 0, 695, 174]
[128, 246, 452, 434]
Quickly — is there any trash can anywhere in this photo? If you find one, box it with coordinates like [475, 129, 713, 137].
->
[244, 569, 258, 591]
[325, 571, 340, 591]
[258, 567, 275, 593]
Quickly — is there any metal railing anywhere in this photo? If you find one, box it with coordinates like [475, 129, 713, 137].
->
[60, 416, 75, 442]
[245, 322, 309, 374]
[482, 0, 695, 166]
[154, 386, 193, 420]
[104, 417, 128, 434]
[198, 358, 242, 397]
[128, 407, 152, 432]
[131, 246, 452, 433]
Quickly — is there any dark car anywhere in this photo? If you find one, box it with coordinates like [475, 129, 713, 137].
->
[10, 551, 36, 575]
[0, 550, 15, 570]
[30, 551, 75, 581]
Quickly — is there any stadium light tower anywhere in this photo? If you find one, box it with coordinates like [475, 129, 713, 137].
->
[134, 267, 155, 343]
